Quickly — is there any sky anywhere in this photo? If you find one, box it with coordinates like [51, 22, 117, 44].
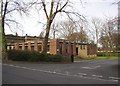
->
[5, 0, 118, 36]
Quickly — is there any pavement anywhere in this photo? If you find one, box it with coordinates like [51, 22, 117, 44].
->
[1, 58, 120, 84]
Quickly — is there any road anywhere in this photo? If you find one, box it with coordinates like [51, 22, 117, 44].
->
[1, 58, 120, 84]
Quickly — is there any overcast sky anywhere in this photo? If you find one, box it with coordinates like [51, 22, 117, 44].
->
[5, 0, 118, 36]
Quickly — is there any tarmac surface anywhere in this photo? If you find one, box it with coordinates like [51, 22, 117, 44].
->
[1, 58, 120, 84]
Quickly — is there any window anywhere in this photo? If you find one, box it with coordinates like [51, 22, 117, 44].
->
[71, 44, 73, 54]
[80, 45, 82, 50]
[9, 46, 12, 50]
[19, 46, 22, 50]
[59, 43, 62, 54]
[83, 45, 85, 49]
[76, 47, 78, 55]
[80, 45, 86, 50]
[38, 45, 42, 51]
[47, 45, 50, 51]
[25, 46, 28, 50]
[65, 43, 68, 55]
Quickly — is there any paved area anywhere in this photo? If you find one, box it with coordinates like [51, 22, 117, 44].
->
[1, 59, 120, 84]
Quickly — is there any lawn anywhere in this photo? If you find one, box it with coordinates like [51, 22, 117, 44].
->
[74, 54, 119, 61]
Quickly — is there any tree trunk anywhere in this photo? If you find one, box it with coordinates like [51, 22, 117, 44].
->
[2, 16, 7, 60]
[42, 20, 52, 54]
[1, 1, 8, 60]
[53, 31, 55, 39]
[105, 37, 109, 57]
[96, 28, 98, 52]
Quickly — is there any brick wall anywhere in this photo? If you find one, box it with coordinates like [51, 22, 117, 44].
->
[87, 44, 97, 55]
[50, 39, 58, 55]
[6, 35, 97, 57]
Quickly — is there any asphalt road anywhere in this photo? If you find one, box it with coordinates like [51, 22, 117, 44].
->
[1, 58, 120, 84]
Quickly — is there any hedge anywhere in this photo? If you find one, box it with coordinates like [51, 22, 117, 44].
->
[97, 52, 119, 57]
[7, 50, 68, 62]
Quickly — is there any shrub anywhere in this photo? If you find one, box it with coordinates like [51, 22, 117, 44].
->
[7, 50, 34, 61]
[7, 50, 66, 62]
[97, 52, 106, 57]
[97, 52, 119, 57]
[28, 52, 43, 62]
[49, 54, 62, 62]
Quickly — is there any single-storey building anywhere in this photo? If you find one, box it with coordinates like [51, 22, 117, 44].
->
[6, 34, 97, 58]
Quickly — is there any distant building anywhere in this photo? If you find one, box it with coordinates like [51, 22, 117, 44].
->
[6, 34, 97, 58]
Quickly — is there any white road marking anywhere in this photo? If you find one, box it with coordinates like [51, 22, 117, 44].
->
[66, 71, 69, 75]
[92, 75, 103, 78]
[9, 64, 15, 66]
[74, 60, 91, 63]
[53, 71, 56, 73]
[81, 66, 101, 69]
[3, 63, 118, 83]
[109, 77, 120, 80]
[78, 73, 87, 76]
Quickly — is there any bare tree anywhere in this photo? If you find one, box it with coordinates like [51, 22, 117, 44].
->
[66, 30, 88, 42]
[99, 17, 118, 56]
[50, 22, 59, 39]
[41, 0, 69, 53]
[57, 19, 88, 42]
[39, 30, 45, 38]
[1, 0, 28, 59]
[0, 2, 2, 59]
[91, 17, 103, 51]
[59, 20, 76, 39]
[30, 0, 85, 53]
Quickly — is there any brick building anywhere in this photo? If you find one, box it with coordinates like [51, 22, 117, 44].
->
[6, 34, 97, 58]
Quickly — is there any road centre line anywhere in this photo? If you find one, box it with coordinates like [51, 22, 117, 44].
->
[3, 63, 118, 83]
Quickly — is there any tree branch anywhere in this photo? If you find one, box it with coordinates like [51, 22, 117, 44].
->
[49, 0, 54, 19]
[3, 1, 8, 19]
[41, 0, 49, 20]
[57, 0, 69, 12]
[55, 0, 60, 12]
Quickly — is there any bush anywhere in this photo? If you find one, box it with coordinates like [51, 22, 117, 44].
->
[7, 50, 31, 61]
[97, 52, 106, 57]
[49, 54, 63, 62]
[97, 52, 119, 57]
[28, 52, 44, 62]
[7, 50, 66, 62]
